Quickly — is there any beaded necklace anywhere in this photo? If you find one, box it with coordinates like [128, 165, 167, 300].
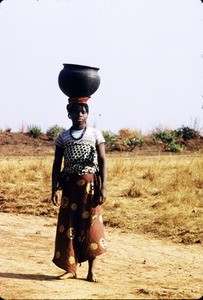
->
[70, 126, 86, 140]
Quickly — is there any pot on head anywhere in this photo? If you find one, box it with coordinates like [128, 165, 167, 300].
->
[58, 64, 101, 98]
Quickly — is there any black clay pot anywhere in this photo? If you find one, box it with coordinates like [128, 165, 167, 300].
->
[58, 64, 101, 98]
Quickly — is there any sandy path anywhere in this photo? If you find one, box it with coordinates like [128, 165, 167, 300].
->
[0, 213, 202, 299]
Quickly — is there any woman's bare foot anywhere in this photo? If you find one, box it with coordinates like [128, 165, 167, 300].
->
[86, 273, 100, 282]
[56, 271, 77, 280]
[87, 257, 99, 282]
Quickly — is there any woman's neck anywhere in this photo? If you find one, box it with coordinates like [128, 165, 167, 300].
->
[71, 123, 86, 130]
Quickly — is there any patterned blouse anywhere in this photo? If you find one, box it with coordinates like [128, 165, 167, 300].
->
[55, 127, 105, 175]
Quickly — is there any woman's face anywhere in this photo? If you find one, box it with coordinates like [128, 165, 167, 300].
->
[70, 105, 88, 126]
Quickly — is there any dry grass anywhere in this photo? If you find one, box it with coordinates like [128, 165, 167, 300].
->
[0, 157, 57, 217]
[105, 154, 203, 243]
[0, 154, 202, 244]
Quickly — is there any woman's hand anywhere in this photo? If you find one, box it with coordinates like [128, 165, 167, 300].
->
[51, 190, 59, 206]
[96, 143, 107, 206]
[98, 187, 107, 205]
[51, 145, 64, 206]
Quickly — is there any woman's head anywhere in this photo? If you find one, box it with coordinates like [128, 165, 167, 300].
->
[66, 103, 89, 118]
[66, 103, 89, 127]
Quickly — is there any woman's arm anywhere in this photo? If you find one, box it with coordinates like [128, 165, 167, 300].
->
[51, 145, 64, 205]
[96, 142, 107, 204]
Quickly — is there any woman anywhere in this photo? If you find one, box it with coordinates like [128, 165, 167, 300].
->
[51, 99, 107, 282]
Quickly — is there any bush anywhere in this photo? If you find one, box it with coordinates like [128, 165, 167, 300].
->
[5, 127, 12, 132]
[46, 125, 66, 140]
[152, 127, 176, 144]
[165, 143, 184, 152]
[125, 134, 145, 151]
[119, 128, 140, 139]
[174, 126, 200, 140]
[102, 131, 121, 151]
[27, 125, 42, 138]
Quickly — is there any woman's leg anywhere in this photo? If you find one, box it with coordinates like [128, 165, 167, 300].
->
[87, 257, 99, 282]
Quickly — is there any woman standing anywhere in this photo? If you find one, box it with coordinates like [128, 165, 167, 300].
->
[51, 99, 107, 282]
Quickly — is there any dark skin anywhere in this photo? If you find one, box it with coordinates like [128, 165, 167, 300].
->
[51, 104, 107, 282]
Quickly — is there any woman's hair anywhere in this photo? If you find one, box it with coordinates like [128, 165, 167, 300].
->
[66, 103, 89, 117]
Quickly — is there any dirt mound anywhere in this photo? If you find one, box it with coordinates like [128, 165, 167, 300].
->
[0, 132, 54, 156]
[0, 132, 202, 156]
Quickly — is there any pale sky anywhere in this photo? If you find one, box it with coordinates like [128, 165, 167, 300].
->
[0, 0, 203, 134]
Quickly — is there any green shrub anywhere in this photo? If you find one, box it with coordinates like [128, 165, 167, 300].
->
[46, 125, 66, 140]
[126, 133, 145, 151]
[27, 125, 42, 138]
[165, 143, 184, 152]
[152, 128, 176, 144]
[102, 131, 121, 151]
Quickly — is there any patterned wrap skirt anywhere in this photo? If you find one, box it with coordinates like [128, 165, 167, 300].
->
[52, 173, 107, 274]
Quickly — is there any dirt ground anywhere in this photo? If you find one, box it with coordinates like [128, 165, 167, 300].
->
[0, 133, 203, 299]
[0, 213, 202, 300]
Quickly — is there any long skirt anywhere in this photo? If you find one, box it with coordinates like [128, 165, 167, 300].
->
[52, 173, 107, 274]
